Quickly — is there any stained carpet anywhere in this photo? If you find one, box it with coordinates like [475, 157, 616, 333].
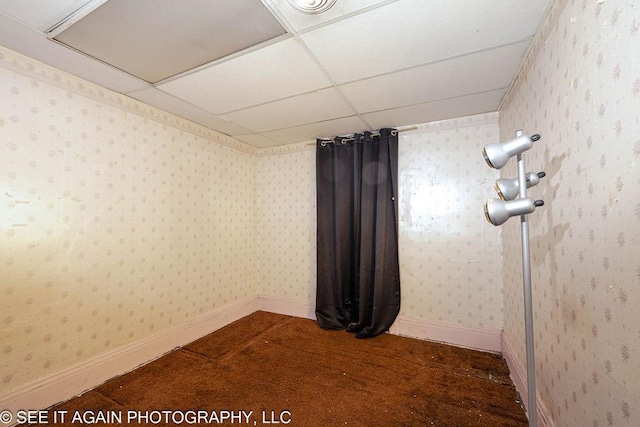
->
[34, 311, 528, 426]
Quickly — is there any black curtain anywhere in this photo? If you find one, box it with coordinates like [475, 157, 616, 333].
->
[315, 128, 400, 339]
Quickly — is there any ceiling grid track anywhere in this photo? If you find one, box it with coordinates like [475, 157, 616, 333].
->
[0, 0, 554, 146]
[260, 0, 376, 133]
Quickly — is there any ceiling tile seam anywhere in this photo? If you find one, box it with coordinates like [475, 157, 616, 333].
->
[203, 33, 532, 122]
[150, 33, 294, 87]
[46, 36, 152, 87]
[257, 112, 500, 158]
[292, 0, 403, 36]
[315, 72, 374, 132]
[0, 2, 367, 102]
[238, 109, 362, 134]
[336, 36, 535, 87]
[237, 78, 506, 132]
[257, 114, 362, 135]
[257, 0, 297, 35]
[48, 1, 291, 85]
[126, 86, 232, 119]
[360, 87, 509, 115]
[43, 0, 108, 37]
[125, 86, 257, 134]
[214, 85, 335, 116]
[260, 0, 374, 132]
[128, 79, 349, 138]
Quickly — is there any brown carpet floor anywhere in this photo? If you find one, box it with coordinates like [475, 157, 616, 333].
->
[35, 311, 528, 426]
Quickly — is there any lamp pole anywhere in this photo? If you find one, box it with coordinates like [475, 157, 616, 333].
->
[515, 130, 537, 427]
[483, 129, 542, 426]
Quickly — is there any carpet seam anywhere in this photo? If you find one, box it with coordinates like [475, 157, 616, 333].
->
[182, 315, 295, 363]
[93, 390, 126, 407]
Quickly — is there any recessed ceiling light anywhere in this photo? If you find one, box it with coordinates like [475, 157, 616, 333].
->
[286, 0, 337, 14]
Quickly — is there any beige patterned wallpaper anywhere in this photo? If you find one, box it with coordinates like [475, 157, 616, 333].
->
[499, 0, 640, 425]
[398, 115, 503, 329]
[11, 4, 637, 419]
[0, 46, 259, 393]
[258, 114, 504, 330]
[258, 147, 316, 301]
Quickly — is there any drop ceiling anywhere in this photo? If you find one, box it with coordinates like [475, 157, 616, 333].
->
[0, 0, 553, 147]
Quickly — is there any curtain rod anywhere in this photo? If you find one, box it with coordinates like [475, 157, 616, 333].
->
[305, 126, 418, 146]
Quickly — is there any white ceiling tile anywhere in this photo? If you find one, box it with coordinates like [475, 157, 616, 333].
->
[262, 115, 369, 144]
[128, 88, 253, 135]
[301, 0, 548, 83]
[158, 37, 332, 114]
[341, 40, 530, 113]
[0, 0, 554, 148]
[269, 0, 392, 32]
[220, 88, 355, 132]
[54, 0, 286, 83]
[363, 89, 506, 130]
[0, 0, 92, 31]
[232, 133, 283, 148]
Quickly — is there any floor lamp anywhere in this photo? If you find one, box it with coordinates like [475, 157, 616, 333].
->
[482, 130, 544, 427]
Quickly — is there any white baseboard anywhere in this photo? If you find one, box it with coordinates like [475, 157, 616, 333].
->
[0, 296, 259, 426]
[258, 294, 315, 320]
[501, 332, 554, 427]
[0, 295, 528, 427]
[390, 315, 502, 353]
[258, 295, 501, 353]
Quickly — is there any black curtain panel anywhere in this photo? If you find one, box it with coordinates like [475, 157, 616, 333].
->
[315, 128, 400, 339]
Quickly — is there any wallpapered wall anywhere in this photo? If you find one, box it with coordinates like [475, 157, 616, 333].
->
[397, 116, 503, 329]
[258, 147, 316, 303]
[3, 44, 505, 396]
[258, 114, 504, 330]
[499, 0, 640, 425]
[0, 46, 260, 393]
